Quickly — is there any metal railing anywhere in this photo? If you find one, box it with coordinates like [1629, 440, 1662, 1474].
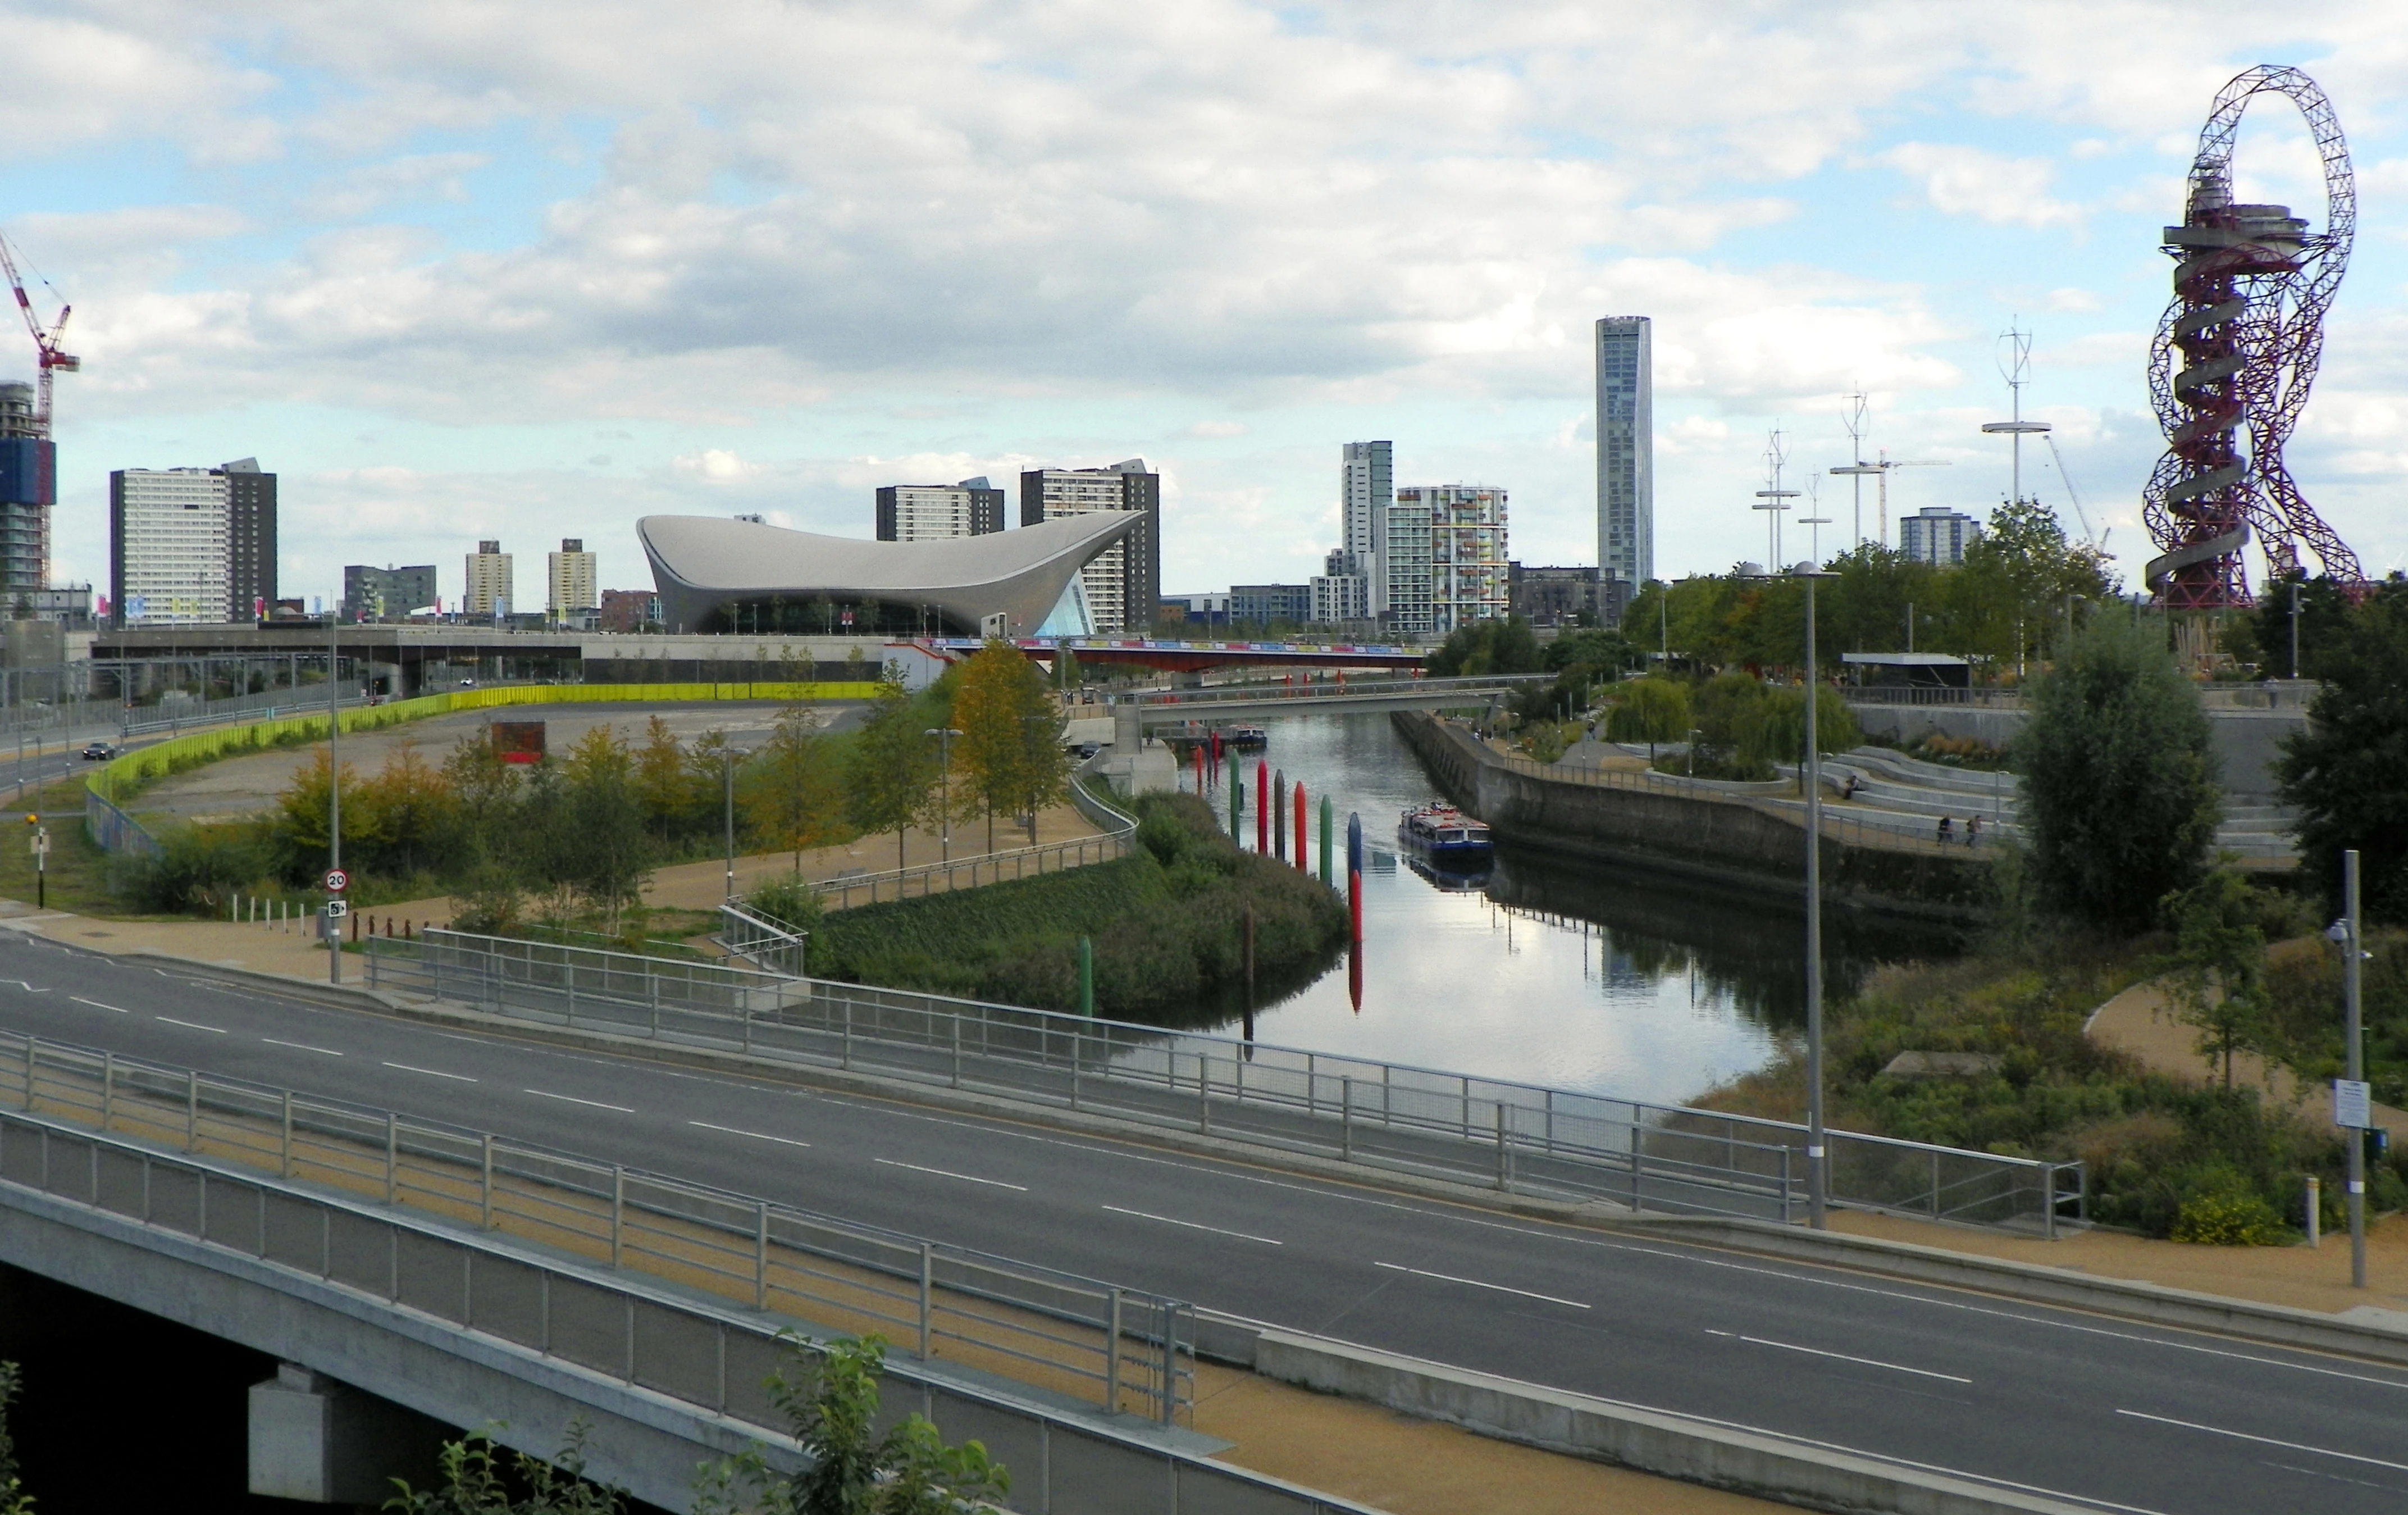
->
[367, 931, 2082, 1233]
[0, 1029, 1191, 1424]
[1837, 686, 2027, 709]
[717, 902, 808, 977]
[83, 788, 162, 859]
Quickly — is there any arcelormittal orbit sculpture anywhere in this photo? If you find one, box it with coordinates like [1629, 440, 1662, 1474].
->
[2142, 66, 2361, 609]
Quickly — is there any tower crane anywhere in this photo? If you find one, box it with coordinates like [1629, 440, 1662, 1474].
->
[0, 233, 76, 433]
[1826, 453, 1949, 549]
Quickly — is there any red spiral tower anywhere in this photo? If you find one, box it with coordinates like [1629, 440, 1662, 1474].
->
[2142, 66, 2360, 609]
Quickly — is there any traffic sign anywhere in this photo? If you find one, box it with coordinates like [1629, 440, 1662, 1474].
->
[323, 868, 349, 893]
[324, 899, 349, 920]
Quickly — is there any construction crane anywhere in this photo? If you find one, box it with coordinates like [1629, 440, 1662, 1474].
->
[1827, 453, 1949, 549]
[0, 233, 76, 434]
[2041, 433, 2107, 551]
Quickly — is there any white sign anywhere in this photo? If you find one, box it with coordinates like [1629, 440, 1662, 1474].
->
[323, 868, 349, 893]
[28, 829, 46, 858]
[324, 899, 349, 920]
[2334, 1078, 2373, 1130]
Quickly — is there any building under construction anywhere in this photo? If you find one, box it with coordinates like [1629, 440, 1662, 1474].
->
[0, 379, 51, 592]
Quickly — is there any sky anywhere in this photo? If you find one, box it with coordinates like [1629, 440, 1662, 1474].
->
[8, 1, 2408, 609]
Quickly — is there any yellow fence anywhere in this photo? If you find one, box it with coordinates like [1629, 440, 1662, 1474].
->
[86, 681, 884, 809]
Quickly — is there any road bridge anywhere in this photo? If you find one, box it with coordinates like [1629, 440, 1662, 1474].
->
[1, 932, 2405, 1513]
[1120, 674, 1547, 727]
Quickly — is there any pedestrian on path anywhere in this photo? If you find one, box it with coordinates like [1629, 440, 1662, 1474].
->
[1965, 815, 1982, 848]
[1937, 815, 1954, 845]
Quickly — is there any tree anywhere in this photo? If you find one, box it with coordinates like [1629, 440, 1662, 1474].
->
[1602, 677, 1690, 756]
[2163, 870, 2272, 1089]
[633, 716, 702, 841]
[1425, 617, 1543, 676]
[947, 642, 1026, 852]
[385, 1421, 624, 1514]
[2275, 584, 2408, 920]
[2017, 614, 2221, 932]
[845, 681, 938, 871]
[1542, 627, 1641, 676]
[0, 1362, 31, 1515]
[545, 726, 655, 929]
[691, 1335, 1006, 1515]
[744, 707, 845, 870]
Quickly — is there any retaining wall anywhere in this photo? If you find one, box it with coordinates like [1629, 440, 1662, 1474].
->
[1393, 712, 1989, 919]
[1848, 701, 2305, 798]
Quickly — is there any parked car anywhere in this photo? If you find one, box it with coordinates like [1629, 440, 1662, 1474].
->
[80, 742, 118, 761]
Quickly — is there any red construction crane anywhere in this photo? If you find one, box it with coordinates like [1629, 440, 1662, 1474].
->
[0, 232, 77, 433]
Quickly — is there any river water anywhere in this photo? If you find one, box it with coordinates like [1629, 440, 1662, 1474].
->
[1180, 713, 1952, 1109]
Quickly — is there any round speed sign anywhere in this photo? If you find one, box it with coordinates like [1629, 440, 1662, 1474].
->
[323, 868, 349, 893]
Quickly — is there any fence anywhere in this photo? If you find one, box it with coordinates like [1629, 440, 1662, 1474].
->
[717, 903, 809, 977]
[82, 788, 162, 860]
[367, 930, 2082, 1234]
[0, 1028, 1191, 1425]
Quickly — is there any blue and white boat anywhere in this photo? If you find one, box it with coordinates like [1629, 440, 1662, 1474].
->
[1398, 802, 1494, 866]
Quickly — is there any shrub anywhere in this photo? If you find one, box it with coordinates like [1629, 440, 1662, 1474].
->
[745, 874, 826, 933]
[108, 823, 270, 914]
[2169, 1184, 2290, 1246]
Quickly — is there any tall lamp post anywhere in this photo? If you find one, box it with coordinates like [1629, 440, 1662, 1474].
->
[2328, 850, 2368, 1287]
[327, 613, 343, 984]
[720, 745, 750, 900]
[924, 727, 963, 861]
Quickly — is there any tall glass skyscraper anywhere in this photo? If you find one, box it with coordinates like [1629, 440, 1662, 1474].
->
[1595, 317, 1653, 588]
[1340, 440, 1391, 615]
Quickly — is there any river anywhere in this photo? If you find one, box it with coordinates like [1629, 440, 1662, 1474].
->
[1181, 713, 1954, 1109]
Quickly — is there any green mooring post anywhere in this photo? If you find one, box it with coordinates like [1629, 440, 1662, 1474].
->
[1079, 935, 1094, 1017]
[1228, 755, 1242, 836]
[1319, 794, 1334, 883]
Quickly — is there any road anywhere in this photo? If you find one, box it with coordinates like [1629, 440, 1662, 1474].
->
[0, 930, 2401, 1515]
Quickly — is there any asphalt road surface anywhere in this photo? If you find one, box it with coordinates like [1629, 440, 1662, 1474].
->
[0, 930, 2401, 1515]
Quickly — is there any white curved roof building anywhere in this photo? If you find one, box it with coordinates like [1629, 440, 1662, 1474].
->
[636, 511, 1139, 637]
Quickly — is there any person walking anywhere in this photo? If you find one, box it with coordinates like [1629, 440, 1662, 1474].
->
[1937, 815, 1954, 846]
[1965, 815, 1982, 848]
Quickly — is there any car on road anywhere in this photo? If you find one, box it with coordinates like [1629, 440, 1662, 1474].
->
[80, 742, 119, 761]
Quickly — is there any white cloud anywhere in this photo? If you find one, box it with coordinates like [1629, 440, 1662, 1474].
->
[1879, 143, 2084, 231]
[676, 448, 758, 481]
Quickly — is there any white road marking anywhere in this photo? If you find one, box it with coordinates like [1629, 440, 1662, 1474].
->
[69, 996, 126, 1013]
[382, 1061, 477, 1082]
[263, 1038, 344, 1057]
[874, 1158, 1027, 1191]
[154, 1016, 226, 1034]
[1102, 1204, 1282, 1245]
[2115, 1408, 2408, 1474]
[0, 979, 50, 991]
[1371, 1261, 1589, 1309]
[688, 1120, 811, 1149]
[1705, 1328, 1971, 1384]
[523, 1089, 636, 1113]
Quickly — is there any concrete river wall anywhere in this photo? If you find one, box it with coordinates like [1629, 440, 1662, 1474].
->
[1392, 712, 1989, 922]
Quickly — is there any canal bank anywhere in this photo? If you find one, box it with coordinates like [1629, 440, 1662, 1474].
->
[1392, 711, 1990, 924]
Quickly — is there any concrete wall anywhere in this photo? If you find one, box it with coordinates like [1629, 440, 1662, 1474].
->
[1394, 713, 1989, 920]
[1847, 702, 2305, 798]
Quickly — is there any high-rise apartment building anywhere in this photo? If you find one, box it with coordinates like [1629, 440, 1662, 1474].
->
[1596, 317, 1653, 588]
[0, 383, 53, 592]
[1900, 506, 1982, 567]
[464, 540, 513, 618]
[1310, 548, 1369, 625]
[876, 478, 1006, 542]
[548, 537, 598, 617]
[1383, 489, 1435, 636]
[344, 564, 438, 622]
[1340, 441, 1392, 614]
[1420, 485, 1509, 634]
[1018, 461, 1159, 634]
[222, 458, 277, 620]
[110, 467, 230, 626]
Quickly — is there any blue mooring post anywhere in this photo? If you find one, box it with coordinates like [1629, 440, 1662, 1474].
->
[1078, 935, 1094, 1017]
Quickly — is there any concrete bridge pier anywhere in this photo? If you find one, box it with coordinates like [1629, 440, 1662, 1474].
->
[249, 1362, 448, 1505]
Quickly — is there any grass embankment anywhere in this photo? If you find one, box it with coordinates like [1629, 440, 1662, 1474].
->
[1695, 921, 2408, 1241]
[0, 774, 139, 915]
[801, 793, 1348, 1022]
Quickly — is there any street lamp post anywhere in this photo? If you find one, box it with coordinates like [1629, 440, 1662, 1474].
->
[721, 746, 750, 900]
[2329, 851, 2368, 1287]
[924, 727, 963, 861]
[1799, 566, 1838, 1229]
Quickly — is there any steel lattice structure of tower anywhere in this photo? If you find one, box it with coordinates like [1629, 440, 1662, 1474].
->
[2141, 66, 2361, 609]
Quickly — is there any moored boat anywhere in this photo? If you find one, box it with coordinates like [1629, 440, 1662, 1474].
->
[1397, 802, 1493, 865]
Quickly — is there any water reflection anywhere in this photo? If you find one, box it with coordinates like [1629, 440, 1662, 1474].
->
[1180, 713, 1956, 1106]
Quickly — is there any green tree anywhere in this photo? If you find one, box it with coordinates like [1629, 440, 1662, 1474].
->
[846, 681, 939, 872]
[2163, 870, 2272, 1089]
[1425, 616, 1542, 676]
[691, 1335, 1006, 1515]
[0, 1361, 31, 1515]
[1602, 677, 1690, 756]
[633, 716, 703, 842]
[2249, 572, 2360, 681]
[545, 726, 655, 929]
[385, 1421, 624, 1514]
[1542, 627, 1640, 675]
[2017, 614, 2221, 932]
[948, 642, 1028, 852]
[744, 708, 845, 869]
[2275, 584, 2408, 920]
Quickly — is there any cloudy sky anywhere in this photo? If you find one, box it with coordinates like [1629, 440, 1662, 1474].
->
[9, 1, 2408, 609]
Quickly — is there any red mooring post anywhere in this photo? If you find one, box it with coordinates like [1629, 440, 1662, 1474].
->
[1294, 780, 1308, 871]
[1256, 761, 1269, 853]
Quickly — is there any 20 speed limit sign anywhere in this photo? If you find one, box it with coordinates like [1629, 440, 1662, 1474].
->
[323, 868, 349, 893]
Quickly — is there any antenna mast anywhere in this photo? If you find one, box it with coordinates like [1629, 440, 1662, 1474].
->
[1981, 320, 2049, 507]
